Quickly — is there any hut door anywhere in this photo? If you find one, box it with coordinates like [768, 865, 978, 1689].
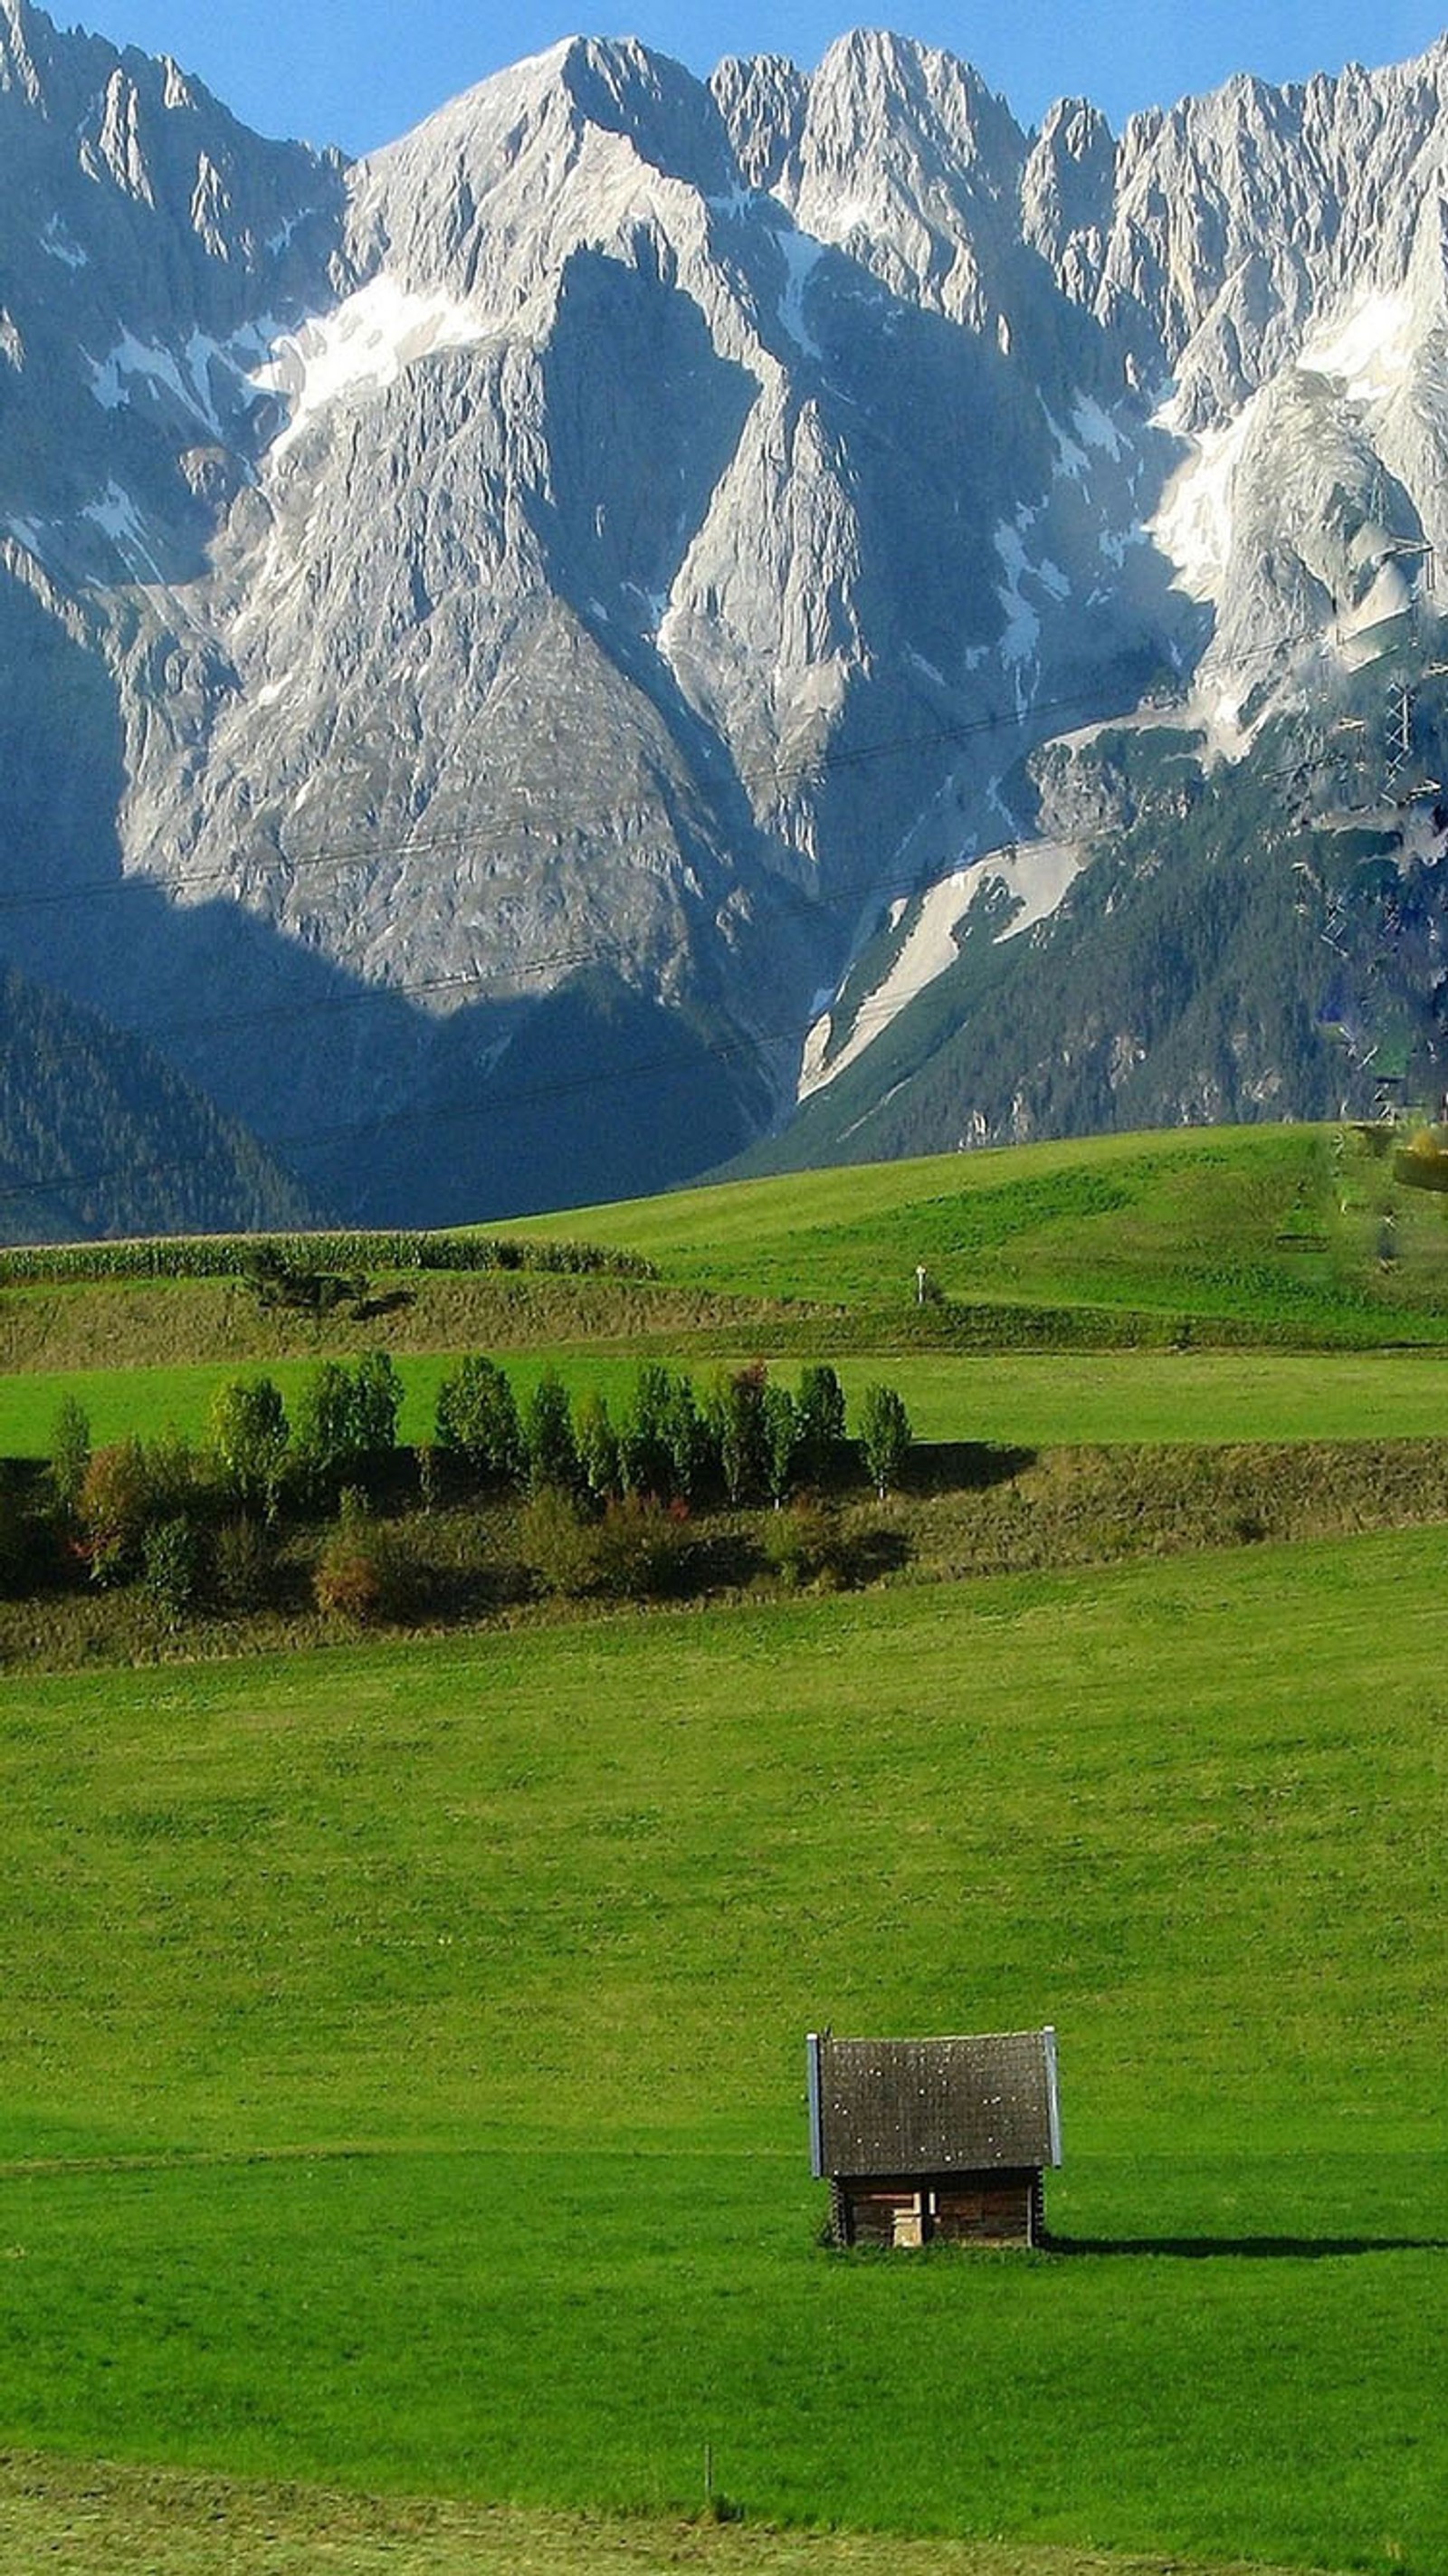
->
[891, 2192, 927, 2248]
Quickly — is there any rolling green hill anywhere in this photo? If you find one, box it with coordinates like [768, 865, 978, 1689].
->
[514, 1121, 1448, 1341]
[5, 1123, 1445, 1391]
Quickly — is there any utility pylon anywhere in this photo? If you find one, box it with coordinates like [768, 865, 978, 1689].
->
[1386, 682, 1415, 797]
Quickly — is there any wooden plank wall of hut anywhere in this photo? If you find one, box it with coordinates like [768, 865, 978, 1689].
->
[934, 2171, 1039, 2245]
[835, 2172, 1041, 2247]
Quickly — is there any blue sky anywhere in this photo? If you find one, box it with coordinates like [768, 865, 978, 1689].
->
[63, 0, 1448, 155]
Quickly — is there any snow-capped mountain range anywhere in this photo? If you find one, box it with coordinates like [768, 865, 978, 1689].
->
[4, 0, 1448, 1223]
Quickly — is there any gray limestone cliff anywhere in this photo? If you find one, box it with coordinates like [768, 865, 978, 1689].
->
[4, 0, 1448, 1220]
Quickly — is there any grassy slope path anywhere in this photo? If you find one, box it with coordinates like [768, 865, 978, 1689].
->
[0, 1534, 1442, 2571]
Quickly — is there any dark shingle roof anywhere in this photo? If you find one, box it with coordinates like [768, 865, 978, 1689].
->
[809, 2028, 1061, 2177]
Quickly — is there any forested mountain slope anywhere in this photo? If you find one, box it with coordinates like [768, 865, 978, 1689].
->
[0, 964, 319, 1239]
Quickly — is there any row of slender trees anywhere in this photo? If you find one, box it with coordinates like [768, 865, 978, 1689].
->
[433, 1358, 912, 1509]
[40, 1356, 913, 1603]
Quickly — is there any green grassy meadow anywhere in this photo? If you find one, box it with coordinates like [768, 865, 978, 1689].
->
[5, 1127, 1448, 1414]
[510, 1124, 1448, 1330]
[3, 1123, 1447, 2573]
[0, 2457, 1332, 2576]
[0, 1533, 1443, 2571]
[6, 1345, 1448, 1462]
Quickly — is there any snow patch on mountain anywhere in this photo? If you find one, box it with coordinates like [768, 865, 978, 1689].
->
[1147, 399, 1256, 602]
[41, 215, 87, 269]
[1300, 292, 1415, 404]
[5, 513, 49, 560]
[799, 838, 1085, 1098]
[83, 481, 165, 579]
[775, 226, 824, 358]
[993, 520, 1043, 661]
[1071, 396, 1125, 459]
[88, 327, 239, 439]
[253, 274, 500, 460]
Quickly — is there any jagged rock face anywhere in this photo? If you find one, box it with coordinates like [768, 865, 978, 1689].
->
[0, 0, 342, 528]
[1062, 52, 1448, 421]
[5, 0, 1448, 1220]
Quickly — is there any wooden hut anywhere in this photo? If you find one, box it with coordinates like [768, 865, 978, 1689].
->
[807, 2027, 1062, 2247]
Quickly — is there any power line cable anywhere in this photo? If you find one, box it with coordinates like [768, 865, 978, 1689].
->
[35, 730, 1379, 1063]
[1, 609, 1437, 1208]
[95, 692, 1430, 1054]
[0, 732, 1424, 1215]
[0, 926, 1091, 1215]
[0, 816, 1361, 1216]
[3, 603, 1423, 1069]
[0, 604, 1415, 929]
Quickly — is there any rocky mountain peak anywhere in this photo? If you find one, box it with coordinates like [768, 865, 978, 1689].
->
[796, 28, 1024, 212]
[0, 0, 46, 107]
[553, 34, 736, 194]
[709, 52, 805, 192]
[776, 31, 1027, 327]
[1020, 97, 1116, 298]
[8, 19, 1448, 1223]
[348, 38, 719, 311]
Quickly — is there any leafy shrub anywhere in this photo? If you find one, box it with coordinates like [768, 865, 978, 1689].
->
[591, 1493, 692, 1598]
[576, 1391, 621, 1503]
[292, 1363, 355, 1500]
[313, 1491, 395, 1623]
[213, 1514, 276, 1612]
[523, 1370, 580, 1497]
[518, 1484, 597, 1596]
[73, 1428, 206, 1587]
[242, 1245, 367, 1316]
[617, 1363, 673, 1499]
[762, 1381, 802, 1505]
[349, 1351, 403, 1453]
[707, 1363, 771, 1505]
[759, 1495, 845, 1590]
[75, 1438, 150, 1584]
[617, 1365, 712, 1503]
[857, 1382, 912, 1499]
[313, 1537, 384, 1623]
[209, 1376, 288, 1516]
[795, 1365, 847, 1484]
[140, 1432, 206, 1521]
[292, 1352, 402, 1501]
[662, 1371, 710, 1501]
[139, 1514, 204, 1627]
